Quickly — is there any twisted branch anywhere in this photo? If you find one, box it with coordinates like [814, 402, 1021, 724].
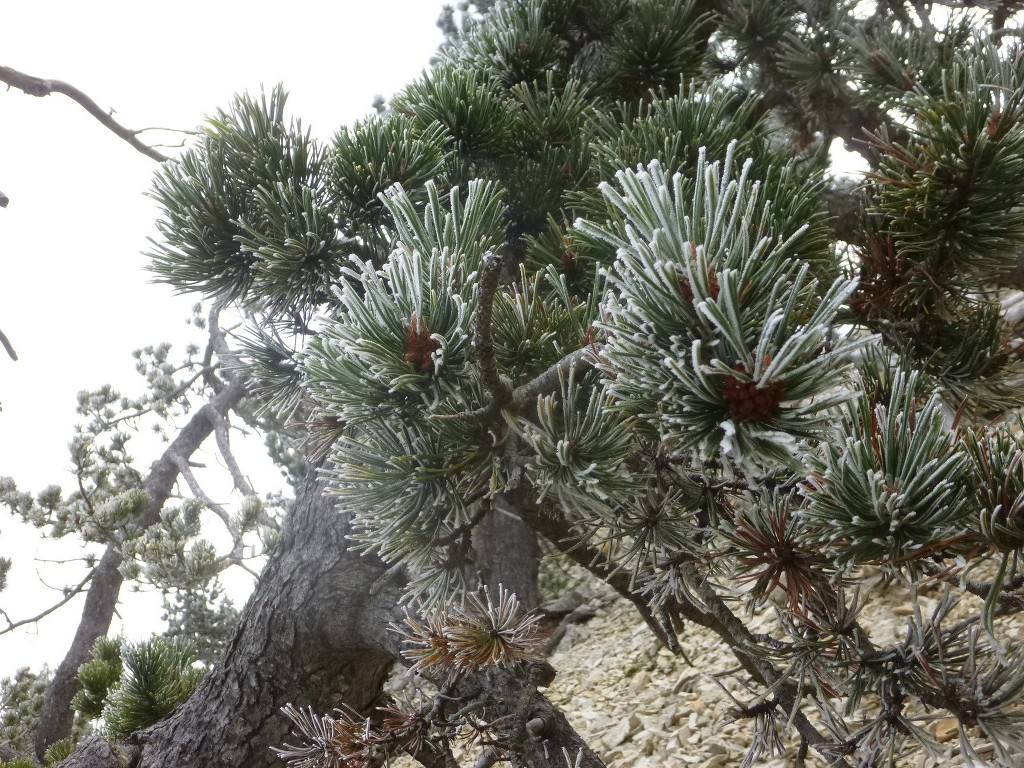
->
[473, 253, 512, 407]
[0, 64, 169, 162]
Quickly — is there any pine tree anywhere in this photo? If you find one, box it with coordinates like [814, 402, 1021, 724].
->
[0, 311, 287, 760]
[27, 0, 1024, 766]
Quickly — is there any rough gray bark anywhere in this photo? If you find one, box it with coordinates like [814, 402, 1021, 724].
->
[52, 469, 605, 768]
[473, 504, 541, 610]
[125, 469, 394, 768]
[35, 377, 248, 759]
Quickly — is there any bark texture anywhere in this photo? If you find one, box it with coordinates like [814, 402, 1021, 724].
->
[473, 504, 541, 610]
[127, 470, 395, 768]
[53, 470, 604, 768]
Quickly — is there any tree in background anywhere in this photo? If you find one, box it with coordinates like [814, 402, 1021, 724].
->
[0, 306, 287, 762]
[11, 0, 1024, 766]
[0, 61, 292, 766]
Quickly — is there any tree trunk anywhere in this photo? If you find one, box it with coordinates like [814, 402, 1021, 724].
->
[129, 469, 396, 767]
[52, 469, 605, 768]
[473, 500, 541, 610]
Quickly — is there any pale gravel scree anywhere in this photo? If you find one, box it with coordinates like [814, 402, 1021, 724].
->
[388, 570, 1023, 768]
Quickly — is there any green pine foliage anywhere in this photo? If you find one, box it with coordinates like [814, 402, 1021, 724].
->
[71, 635, 212, 744]
[0, 668, 49, 759]
[145, 0, 1024, 764]
[72, 638, 124, 723]
[101, 638, 205, 740]
[42, 738, 74, 766]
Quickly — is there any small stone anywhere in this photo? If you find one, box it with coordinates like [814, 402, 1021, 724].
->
[540, 589, 585, 618]
[705, 740, 728, 756]
[661, 704, 679, 728]
[673, 671, 698, 693]
[603, 718, 633, 748]
[700, 755, 729, 768]
[635, 731, 658, 756]
[628, 670, 651, 694]
[601, 747, 625, 764]
[934, 717, 959, 743]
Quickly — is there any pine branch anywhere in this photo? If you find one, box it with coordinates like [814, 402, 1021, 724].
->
[88, 364, 217, 431]
[169, 453, 258, 577]
[474, 252, 512, 407]
[0, 565, 96, 636]
[0, 326, 17, 360]
[0, 64, 169, 162]
[447, 345, 599, 424]
[676, 561, 855, 768]
[511, 489, 684, 652]
[921, 560, 1024, 614]
[33, 372, 249, 756]
[510, 347, 599, 413]
[514, 483, 855, 767]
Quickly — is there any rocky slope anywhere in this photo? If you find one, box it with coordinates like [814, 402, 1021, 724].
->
[390, 571, 1023, 768]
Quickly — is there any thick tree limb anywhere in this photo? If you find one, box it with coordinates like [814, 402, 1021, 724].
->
[54, 471, 605, 768]
[0, 64, 169, 163]
[473, 252, 513, 407]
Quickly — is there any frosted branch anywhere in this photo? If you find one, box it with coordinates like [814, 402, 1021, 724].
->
[474, 253, 512, 407]
[0, 65, 169, 162]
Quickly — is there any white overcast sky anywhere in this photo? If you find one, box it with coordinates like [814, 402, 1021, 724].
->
[0, 0, 447, 681]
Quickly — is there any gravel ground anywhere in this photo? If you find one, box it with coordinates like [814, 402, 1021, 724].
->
[388, 571, 1024, 768]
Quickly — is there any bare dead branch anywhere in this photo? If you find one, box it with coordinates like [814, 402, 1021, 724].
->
[0, 64, 169, 162]
[170, 450, 261, 577]
[0, 326, 17, 360]
[209, 408, 256, 497]
[172, 454, 233, 528]
[0, 565, 96, 636]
